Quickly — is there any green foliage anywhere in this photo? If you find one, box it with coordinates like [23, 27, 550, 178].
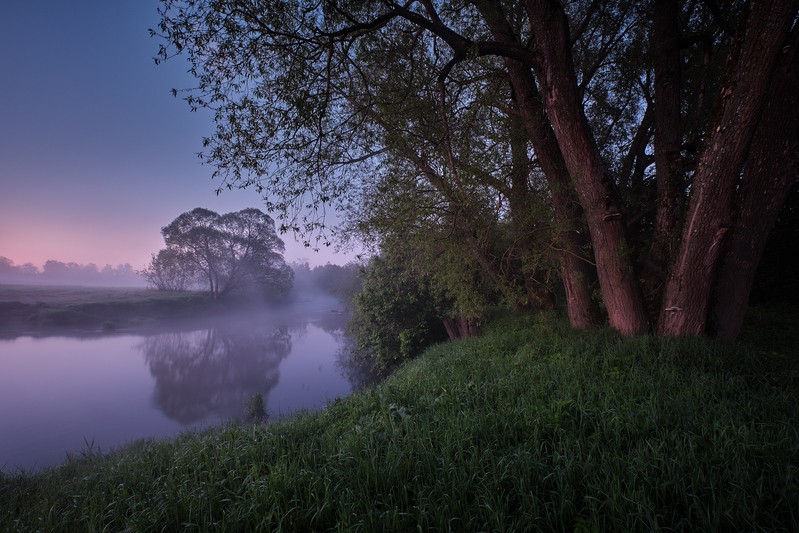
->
[293, 261, 362, 302]
[244, 392, 267, 423]
[145, 208, 293, 300]
[348, 256, 449, 376]
[3, 310, 798, 531]
[422, 238, 501, 318]
[313, 263, 362, 300]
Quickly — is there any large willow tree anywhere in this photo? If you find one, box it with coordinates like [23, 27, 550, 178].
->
[154, 0, 798, 338]
[144, 207, 294, 298]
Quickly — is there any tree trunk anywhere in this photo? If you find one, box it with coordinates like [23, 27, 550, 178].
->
[524, 0, 648, 335]
[507, 108, 557, 312]
[505, 61, 600, 328]
[710, 26, 799, 340]
[474, 0, 601, 330]
[658, 0, 798, 336]
[443, 317, 459, 340]
[643, 0, 685, 318]
[443, 316, 481, 339]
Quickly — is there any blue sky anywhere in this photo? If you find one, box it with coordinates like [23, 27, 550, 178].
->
[0, 1, 356, 269]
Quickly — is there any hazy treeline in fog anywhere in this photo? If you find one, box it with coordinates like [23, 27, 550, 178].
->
[0, 256, 145, 287]
[290, 262, 361, 302]
[0, 253, 362, 301]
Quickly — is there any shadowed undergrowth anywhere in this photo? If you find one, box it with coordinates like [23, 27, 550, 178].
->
[1, 310, 797, 531]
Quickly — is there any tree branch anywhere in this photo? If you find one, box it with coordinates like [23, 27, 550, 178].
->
[570, 0, 602, 44]
[701, 0, 735, 37]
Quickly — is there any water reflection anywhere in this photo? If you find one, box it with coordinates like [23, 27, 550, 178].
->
[140, 324, 292, 423]
[335, 336, 383, 391]
[0, 304, 360, 473]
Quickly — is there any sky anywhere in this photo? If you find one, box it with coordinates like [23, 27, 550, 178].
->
[0, 1, 358, 270]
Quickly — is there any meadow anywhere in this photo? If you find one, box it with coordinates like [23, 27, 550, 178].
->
[0, 284, 215, 335]
[1, 308, 796, 531]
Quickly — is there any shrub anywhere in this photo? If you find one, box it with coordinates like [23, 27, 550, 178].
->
[348, 256, 449, 376]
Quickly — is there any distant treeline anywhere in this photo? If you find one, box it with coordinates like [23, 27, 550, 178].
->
[0, 255, 365, 293]
[291, 262, 361, 301]
[0, 256, 144, 287]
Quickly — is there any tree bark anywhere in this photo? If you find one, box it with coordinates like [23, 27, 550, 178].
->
[710, 26, 799, 340]
[474, 0, 601, 330]
[658, 0, 799, 336]
[443, 316, 481, 339]
[507, 109, 557, 312]
[505, 49, 601, 330]
[524, 0, 648, 335]
[443, 317, 459, 340]
[643, 0, 685, 318]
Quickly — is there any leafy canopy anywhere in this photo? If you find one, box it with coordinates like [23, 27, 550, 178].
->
[143, 207, 293, 299]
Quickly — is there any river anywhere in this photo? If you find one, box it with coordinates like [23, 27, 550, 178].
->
[0, 301, 357, 473]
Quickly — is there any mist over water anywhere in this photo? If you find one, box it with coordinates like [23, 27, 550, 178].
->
[0, 293, 357, 473]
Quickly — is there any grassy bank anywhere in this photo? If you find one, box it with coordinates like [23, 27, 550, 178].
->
[0, 285, 216, 334]
[1, 310, 797, 531]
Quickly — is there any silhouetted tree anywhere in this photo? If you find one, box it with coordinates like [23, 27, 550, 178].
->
[0, 257, 142, 286]
[147, 207, 293, 298]
[139, 248, 196, 291]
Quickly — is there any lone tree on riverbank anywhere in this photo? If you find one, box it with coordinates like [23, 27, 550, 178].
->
[141, 208, 294, 299]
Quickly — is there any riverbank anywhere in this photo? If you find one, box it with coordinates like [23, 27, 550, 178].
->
[0, 285, 344, 338]
[2, 308, 797, 531]
[0, 285, 215, 336]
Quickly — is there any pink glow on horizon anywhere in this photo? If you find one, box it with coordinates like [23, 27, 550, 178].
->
[2, 224, 162, 270]
[0, 1, 362, 273]
[2, 209, 359, 271]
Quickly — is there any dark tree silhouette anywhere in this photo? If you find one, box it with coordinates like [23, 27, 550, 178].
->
[144, 207, 294, 299]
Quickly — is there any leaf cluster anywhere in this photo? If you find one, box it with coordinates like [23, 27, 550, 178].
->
[143, 207, 293, 299]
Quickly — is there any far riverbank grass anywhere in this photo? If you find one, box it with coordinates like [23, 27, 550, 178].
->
[0, 284, 213, 333]
[2, 309, 798, 531]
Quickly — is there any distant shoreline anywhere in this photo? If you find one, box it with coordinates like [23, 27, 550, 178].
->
[0, 284, 348, 339]
[0, 285, 214, 338]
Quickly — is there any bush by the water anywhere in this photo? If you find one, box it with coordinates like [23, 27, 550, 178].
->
[347, 255, 449, 376]
[1, 311, 797, 531]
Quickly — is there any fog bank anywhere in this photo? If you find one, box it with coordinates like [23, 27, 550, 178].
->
[0, 256, 146, 287]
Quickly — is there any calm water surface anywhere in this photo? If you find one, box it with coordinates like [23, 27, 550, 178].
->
[0, 306, 355, 473]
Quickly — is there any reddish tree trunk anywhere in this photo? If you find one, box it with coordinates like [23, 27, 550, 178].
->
[524, 0, 648, 335]
[643, 0, 685, 317]
[443, 317, 458, 340]
[505, 64, 600, 328]
[475, 0, 601, 330]
[659, 0, 798, 336]
[443, 316, 481, 339]
[710, 27, 799, 340]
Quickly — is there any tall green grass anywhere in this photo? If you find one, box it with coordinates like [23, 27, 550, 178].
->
[1, 311, 797, 531]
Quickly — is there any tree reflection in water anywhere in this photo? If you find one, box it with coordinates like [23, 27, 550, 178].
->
[139, 324, 292, 424]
